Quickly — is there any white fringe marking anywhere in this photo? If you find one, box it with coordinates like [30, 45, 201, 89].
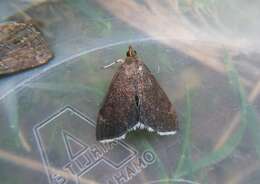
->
[157, 131, 177, 135]
[99, 134, 126, 143]
[99, 122, 176, 143]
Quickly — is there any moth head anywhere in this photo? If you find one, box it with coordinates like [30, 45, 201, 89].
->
[126, 45, 137, 57]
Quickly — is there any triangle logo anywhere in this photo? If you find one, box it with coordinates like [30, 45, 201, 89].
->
[62, 130, 88, 159]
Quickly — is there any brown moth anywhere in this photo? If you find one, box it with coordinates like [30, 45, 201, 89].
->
[96, 46, 178, 142]
[0, 22, 53, 75]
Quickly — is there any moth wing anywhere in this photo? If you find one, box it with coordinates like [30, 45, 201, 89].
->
[139, 63, 178, 134]
[96, 64, 139, 142]
[0, 23, 53, 75]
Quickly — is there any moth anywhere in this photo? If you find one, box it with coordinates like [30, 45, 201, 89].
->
[0, 22, 53, 75]
[96, 46, 178, 142]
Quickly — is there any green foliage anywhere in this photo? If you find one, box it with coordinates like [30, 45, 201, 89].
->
[172, 51, 259, 182]
[174, 86, 194, 179]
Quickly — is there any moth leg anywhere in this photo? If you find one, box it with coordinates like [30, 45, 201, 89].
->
[102, 59, 124, 69]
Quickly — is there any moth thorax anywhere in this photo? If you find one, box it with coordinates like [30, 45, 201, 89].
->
[125, 57, 138, 65]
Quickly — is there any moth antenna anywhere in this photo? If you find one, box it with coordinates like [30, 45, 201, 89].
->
[102, 59, 124, 69]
